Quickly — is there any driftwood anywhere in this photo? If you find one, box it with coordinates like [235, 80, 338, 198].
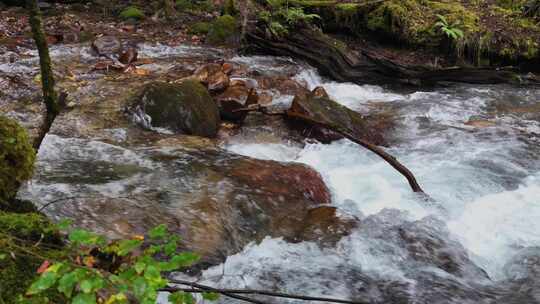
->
[244, 26, 532, 86]
[235, 105, 425, 193]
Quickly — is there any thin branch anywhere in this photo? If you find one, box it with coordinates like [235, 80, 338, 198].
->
[165, 279, 367, 304]
[166, 279, 271, 304]
[234, 106, 426, 194]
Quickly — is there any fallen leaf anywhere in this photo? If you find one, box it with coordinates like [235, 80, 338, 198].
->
[37, 260, 50, 274]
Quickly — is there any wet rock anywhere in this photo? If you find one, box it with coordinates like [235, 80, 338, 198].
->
[256, 76, 309, 96]
[92, 36, 122, 57]
[119, 47, 138, 65]
[221, 62, 233, 75]
[258, 91, 273, 105]
[294, 206, 358, 246]
[215, 85, 258, 122]
[464, 119, 496, 128]
[127, 80, 220, 137]
[312, 86, 329, 98]
[287, 92, 388, 145]
[193, 63, 230, 92]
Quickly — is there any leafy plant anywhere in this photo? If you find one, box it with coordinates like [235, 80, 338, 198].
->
[23, 222, 218, 304]
[434, 14, 464, 40]
[258, 0, 320, 37]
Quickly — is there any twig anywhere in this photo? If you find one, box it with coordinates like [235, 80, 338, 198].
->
[165, 279, 367, 303]
[166, 279, 271, 304]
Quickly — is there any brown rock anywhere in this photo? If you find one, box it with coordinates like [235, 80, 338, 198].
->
[215, 85, 258, 122]
[193, 63, 230, 92]
[258, 92, 273, 105]
[222, 62, 233, 75]
[294, 206, 357, 246]
[119, 48, 138, 65]
[256, 76, 309, 96]
[312, 86, 329, 98]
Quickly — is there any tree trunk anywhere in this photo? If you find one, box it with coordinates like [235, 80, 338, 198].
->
[164, 0, 176, 19]
[26, 0, 59, 150]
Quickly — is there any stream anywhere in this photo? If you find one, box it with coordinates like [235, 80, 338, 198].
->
[2, 42, 540, 303]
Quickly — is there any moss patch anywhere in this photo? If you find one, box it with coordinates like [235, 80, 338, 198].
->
[189, 21, 211, 35]
[119, 6, 145, 20]
[0, 211, 65, 303]
[207, 14, 238, 45]
[0, 116, 36, 209]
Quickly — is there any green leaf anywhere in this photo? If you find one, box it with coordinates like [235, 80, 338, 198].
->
[453, 28, 464, 38]
[134, 261, 146, 274]
[164, 239, 178, 256]
[72, 292, 97, 304]
[202, 292, 220, 301]
[168, 292, 195, 304]
[57, 219, 73, 230]
[132, 277, 147, 299]
[27, 271, 59, 295]
[170, 252, 199, 268]
[0, 253, 6, 260]
[57, 271, 78, 297]
[80, 276, 105, 294]
[69, 229, 105, 246]
[116, 239, 143, 256]
[148, 224, 167, 239]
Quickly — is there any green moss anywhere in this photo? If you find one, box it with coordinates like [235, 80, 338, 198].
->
[176, 0, 214, 13]
[189, 22, 211, 35]
[207, 14, 238, 45]
[223, 0, 237, 15]
[0, 211, 65, 303]
[119, 6, 145, 20]
[0, 116, 36, 209]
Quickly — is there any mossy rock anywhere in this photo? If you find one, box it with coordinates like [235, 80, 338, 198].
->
[119, 6, 145, 20]
[0, 116, 36, 209]
[0, 211, 65, 303]
[207, 14, 238, 45]
[129, 80, 221, 138]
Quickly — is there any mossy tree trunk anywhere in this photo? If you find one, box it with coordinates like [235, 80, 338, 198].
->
[26, 0, 60, 150]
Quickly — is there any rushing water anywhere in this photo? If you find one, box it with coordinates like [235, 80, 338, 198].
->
[206, 58, 540, 302]
[4, 43, 540, 303]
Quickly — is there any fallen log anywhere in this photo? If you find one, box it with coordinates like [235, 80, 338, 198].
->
[244, 26, 534, 86]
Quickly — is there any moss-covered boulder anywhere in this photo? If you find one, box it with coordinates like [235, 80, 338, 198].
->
[0, 116, 36, 208]
[0, 211, 64, 303]
[128, 80, 221, 138]
[286, 90, 390, 145]
[207, 14, 238, 45]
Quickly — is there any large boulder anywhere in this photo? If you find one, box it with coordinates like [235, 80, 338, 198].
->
[127, 80, 220, 138]
[287, 90, 390, 145]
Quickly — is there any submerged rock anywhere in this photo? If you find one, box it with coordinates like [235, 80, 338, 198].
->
[20, 134, 335, 270]
[128, 80, 220, 137]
